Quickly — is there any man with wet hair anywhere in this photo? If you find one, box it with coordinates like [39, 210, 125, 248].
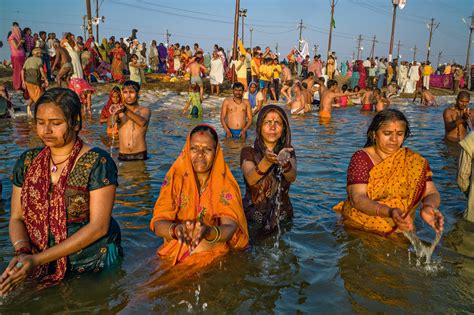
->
[220, 82, 252, 139]
[443, 91, 472, 142]
[117, 80, 151, 160]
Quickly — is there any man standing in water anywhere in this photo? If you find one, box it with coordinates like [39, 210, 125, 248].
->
[220, 82, 252, 139]
[443, 91, 472, 142]
[319, 80, 358, 118]
[117, 80, 151, 160]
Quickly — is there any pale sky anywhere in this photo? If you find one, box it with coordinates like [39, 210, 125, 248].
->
[1, 0, 473, 65]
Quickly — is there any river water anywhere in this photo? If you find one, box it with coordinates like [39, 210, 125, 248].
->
[0, 91, 472, 313]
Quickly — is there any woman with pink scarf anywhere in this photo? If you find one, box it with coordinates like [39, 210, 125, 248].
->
[8, 25, 26, 90]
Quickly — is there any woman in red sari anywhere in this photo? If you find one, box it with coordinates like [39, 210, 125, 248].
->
[111, 42, 125, 82]
[357, 60, 367, 89]
[167, 44, 175, 75]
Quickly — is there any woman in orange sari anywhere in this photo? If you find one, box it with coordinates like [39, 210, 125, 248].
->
[334, 109, 444, 236]
[150, 125, 248, 270]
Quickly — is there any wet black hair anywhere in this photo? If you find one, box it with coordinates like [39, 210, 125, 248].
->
[34, 88, 82, 139]
[364, 108, 410, 147]
[233, 82, 245, 90]
[327, 80, 338, 89]
[457, 91, 470, 100]
[190, 125, 218, 147]
[342, 84, 348, 92]
[123, 80, 140, 93]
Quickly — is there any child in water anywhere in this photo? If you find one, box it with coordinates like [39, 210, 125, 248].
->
[0, 83, 14, 118]
[100, 86, 123, 136]
[337, 84, 349, 107]
[182, 83, 202, 118]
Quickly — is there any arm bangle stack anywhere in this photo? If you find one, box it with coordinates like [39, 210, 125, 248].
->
[168, 223, 177, 240]
[375, 203, 383, 217]
[205, 226, 221, 244]
[15, 247, 32, 256]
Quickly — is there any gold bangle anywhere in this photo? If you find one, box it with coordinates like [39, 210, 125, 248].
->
[168, 223, 177, 240]
[206, 226, 221, 244]
[12, 239, 30, 247]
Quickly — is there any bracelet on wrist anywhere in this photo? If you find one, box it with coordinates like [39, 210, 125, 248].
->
[168, 223, 177, 240]
[255, 163, 266, 176]
[205, 226, 221, 244]
[12, 239, 30, 247]
[15, 247, 32, 256]
[283, 162, 292, 173]
[375, 203, 383, 217]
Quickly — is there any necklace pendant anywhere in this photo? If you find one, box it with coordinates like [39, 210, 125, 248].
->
[51, 165, 58, 173]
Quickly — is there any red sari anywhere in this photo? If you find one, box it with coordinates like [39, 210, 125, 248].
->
[111, 47, 125, 82]
[167, 46, 175, 74]
[358, 61, 367, 89]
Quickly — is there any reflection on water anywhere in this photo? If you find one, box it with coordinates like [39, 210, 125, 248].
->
[0, 93, 473, 312]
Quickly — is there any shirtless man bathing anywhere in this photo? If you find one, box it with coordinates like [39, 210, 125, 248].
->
[413, 86, 437, 106]
[51, 40, 72, 87]
[443, 91, 472, 142]
[319, 80, 359, 118]
[117, 80, 151, 160]
[220, 82, 252, 139]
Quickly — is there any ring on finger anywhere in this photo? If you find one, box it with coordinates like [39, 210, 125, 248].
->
[15, 262, 23, 269]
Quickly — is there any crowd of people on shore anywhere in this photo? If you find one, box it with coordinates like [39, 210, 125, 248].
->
[1, 21, 473, 298]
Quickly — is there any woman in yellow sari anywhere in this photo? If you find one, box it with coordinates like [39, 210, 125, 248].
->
[150, 125, 248, 269]
[334, 109, 444, 236]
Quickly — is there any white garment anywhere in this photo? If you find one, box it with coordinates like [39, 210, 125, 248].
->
[397, 64, 408, 91]
[64, 42, 83, 79]
[405, 65, 419, 93]
[174, 57, 181, 72]
[47, 39, 56, 57]
[209, 58, 224, 85]
[408, 65, 420, 81]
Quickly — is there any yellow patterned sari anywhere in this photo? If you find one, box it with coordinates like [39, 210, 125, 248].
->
[333, 148, 431, 235]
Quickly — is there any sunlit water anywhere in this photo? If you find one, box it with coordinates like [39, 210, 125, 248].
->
[0, 90, 473, 313]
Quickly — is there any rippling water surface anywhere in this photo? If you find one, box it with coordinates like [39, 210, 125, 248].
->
[0, 91, 473, 313]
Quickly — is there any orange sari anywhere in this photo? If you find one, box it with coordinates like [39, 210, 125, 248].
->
[333, 148, 430, 235]
[150, 127, 248, 269]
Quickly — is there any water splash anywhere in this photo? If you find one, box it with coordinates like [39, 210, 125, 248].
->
[273, 150, 291, 249]
[8, 107, 15, 119]
[175, 284, 208, 312]
[403, 230, 442, 271]
[273, 167, 283, 249]
[110, 114, 117, 155]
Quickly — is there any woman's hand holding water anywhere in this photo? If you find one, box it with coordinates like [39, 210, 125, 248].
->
[263, 149, 278, 164]
[277, 148, 294, 168]
[391, 208, 414, 231]
[188, 221, 211, 253]
[420, 205, 444, 234]
[173, 221, 195, 245]
[0, 254, 35, 296]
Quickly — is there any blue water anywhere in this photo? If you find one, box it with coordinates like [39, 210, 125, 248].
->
[0, 93, 472, 313]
